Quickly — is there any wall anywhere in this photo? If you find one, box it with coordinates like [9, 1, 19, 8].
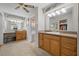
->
[45, 15, 50, 30]
[0, 13, 3, 45]
[72, 4, 78, 32]
[26, 7, 38, 46]
[38, 7, 45, 31]
[38, 3, 50, 31]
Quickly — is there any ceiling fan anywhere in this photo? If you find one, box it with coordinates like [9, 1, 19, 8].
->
[15, 3, 34, 13]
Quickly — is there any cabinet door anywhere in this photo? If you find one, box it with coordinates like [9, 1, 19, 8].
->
[39, 33, 44, 48]
[61, 47, 76, 56]
[61, 37, 77, 56]
[43, 38, 50, 52]
[50, 39, 60, 56]
[16, 34, 22, 40]
[39, 39, 43, 48]
[16, 31, 26, 41]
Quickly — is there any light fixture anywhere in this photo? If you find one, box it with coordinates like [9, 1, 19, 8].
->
[8, 20, 16, 22]
[56, 11, 61, 15]
[16, 21, 21, 23]
[61, 8, 67, 13]
[47, 14, 52, 17]
[50, 24, 54, 27]
[8, 19, 23, 23]
[51, 13, 56, 16]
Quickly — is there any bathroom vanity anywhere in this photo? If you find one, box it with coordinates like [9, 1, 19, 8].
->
[38, 31, 77, 56]
[4, 30, 27, 43]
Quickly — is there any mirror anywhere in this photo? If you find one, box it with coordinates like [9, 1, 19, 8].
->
[45, 4, 78, 32]
[5, 13, 25, 32]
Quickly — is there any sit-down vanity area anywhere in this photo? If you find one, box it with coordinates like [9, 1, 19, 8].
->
[1, 12, 27, 44]
[4, 30, 26, 43]
[4, 32, 16, 43]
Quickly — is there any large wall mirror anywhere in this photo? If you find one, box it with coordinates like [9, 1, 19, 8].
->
[4, 13, 25, 32]
[45, 4, 78, 32]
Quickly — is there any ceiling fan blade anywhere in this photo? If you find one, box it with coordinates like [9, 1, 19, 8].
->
[18, 3, 24, 6]
[24, 5, 34, 8]
[23, 7, 29, 13]
[15, 6, 20, 9]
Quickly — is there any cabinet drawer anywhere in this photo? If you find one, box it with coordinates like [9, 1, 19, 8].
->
[62, 42, 76, 51]
[61, 37, 76, 45]
[16, 31, 26, 41]
[61, 37, 77, 51]
[61, 47, 76, 56]
[44, 34, 60, 41]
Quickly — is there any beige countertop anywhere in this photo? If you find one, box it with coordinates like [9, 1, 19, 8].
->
[39, 31, 77, 38]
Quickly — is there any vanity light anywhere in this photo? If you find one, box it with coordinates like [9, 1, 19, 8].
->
[47, 14, 52, 17]
[16, 21, 21, 23]
[61, 8, 67, 13]
[50, 24, 54, 27]
[9, 20, 16, 22]
[51, 13, 56, 16]
[56, 11, 61, 15]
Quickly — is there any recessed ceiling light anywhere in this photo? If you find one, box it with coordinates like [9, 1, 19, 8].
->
[56, 11, 61, 15]
[47, 14, 52, 17]
[51, 13, 56, 16]
[61, 8, 67, 13]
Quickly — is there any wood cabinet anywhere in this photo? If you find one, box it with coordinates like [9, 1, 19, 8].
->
[16, 30, 26, 41]
[61, 37, 77, 56]
[50, 35, 60, 56]
[39, 33, 77, 56]
[39, 33, 44, 48]
[39, 33, 60, 55]
[43, 35, 50, 52]
[43, 34, 60, 55]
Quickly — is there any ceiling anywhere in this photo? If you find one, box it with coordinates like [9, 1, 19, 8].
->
[0, 3, 51, 13]
[24, 3, 50, 8]
[0, 3, 52, 17]
[0, 3, 51, 10]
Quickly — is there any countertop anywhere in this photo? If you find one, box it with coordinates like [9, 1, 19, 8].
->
[39, 31, 77, 38]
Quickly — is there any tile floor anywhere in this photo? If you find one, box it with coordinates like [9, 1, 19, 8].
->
[0, 40, 50, 56]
